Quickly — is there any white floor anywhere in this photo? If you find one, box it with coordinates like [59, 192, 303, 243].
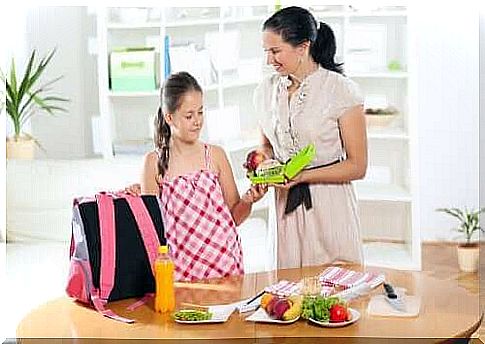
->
[3, 241, 70, 339]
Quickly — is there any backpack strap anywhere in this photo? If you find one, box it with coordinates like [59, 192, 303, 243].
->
[122, 195, 161, 274]
[95, 192, 116, 300]
[92, 192, 135, 323]
[91, 289, 134, 323]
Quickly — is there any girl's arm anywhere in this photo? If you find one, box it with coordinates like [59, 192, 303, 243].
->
[212, 145, 266, 226]
[140, 151, 161, 195]
[280, 105, 368, 188]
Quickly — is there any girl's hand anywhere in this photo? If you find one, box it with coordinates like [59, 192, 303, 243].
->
[242, 184, 268, 204]
[124, 183, 141, 196]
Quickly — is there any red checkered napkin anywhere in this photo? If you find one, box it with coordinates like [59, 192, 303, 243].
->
[264, 280, 301, 297]
[318, 266, 385, 289]
[264, 280, 335, 297]
[320, 285, 335, 297]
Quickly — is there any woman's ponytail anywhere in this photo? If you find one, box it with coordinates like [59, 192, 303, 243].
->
[310, 22, 344, 75]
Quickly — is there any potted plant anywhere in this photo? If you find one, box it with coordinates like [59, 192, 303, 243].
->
[436, 207, 484, 273]
[1, 49, 69, 159]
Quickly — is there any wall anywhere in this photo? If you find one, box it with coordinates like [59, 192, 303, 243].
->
[413, 4, 480, 241]
[22, 6, 98, 159]
[4, 5, 481, 242]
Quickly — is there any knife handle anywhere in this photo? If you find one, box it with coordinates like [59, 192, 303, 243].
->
[383, 283, 398, 299]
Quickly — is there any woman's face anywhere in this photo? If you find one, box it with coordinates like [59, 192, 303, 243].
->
[262, 30, 303, 76]
[165, 90, 204, 143]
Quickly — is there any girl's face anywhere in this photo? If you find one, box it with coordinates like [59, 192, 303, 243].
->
[262, 30, 306, 76]
[165, 90, 204, 143]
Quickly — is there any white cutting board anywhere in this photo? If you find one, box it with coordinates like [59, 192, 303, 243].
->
[367, 295, 421, 317]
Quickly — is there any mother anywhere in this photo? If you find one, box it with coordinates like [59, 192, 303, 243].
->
[255, 6, 368, 269]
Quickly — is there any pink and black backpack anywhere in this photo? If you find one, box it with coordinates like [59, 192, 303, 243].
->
[66, 192, 165, 323]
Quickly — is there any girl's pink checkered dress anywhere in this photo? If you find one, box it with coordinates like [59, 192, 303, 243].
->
[159, 144, 244, 281]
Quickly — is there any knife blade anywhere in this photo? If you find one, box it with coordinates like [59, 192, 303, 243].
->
[383, 283, 406, 312]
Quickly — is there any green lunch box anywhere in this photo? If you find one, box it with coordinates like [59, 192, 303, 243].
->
[248, 143, 316, 184]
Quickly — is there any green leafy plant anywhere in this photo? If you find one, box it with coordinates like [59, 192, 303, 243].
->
[436, 207, 485, 246]
[1, 49, 69, 142]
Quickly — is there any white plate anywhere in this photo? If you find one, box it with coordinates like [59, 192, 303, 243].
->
[174, 304, 237, 324]
[308, 308, 360, 327]
[245, 307, 300, 324]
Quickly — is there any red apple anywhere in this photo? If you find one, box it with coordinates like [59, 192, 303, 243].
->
[270, 299, 291, 320]
[265, 296, 278, 315]
[243, 150, 267, 172]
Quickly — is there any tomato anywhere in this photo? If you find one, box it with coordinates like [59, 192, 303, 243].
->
[329, 304, 348, 322]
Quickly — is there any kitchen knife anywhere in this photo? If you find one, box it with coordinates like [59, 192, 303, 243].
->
[383, 283, 407, 312]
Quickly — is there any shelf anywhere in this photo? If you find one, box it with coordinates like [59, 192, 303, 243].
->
[314, 10, 407, 19]
[222, 15, 267, 24]
[348, 10, 408, 18]
[205, 84, 219, 92]
[355, 182, 411, 202]
[165, 18, 220, 28]
[107, 23, 160, 29]
[367, 129, 409, 140]
[108, 91, 158, 98]
[313, 11, 346, 18]
[113, 140, 153, 156]
[222, 138, 259, 152]
[222, 78, 261, 89]
[348, 72, 408, 79]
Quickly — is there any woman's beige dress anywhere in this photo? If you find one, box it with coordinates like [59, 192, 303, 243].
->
[254, 67, 364, 269]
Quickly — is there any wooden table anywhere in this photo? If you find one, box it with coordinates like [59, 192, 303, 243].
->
[16, 264, 482, 343]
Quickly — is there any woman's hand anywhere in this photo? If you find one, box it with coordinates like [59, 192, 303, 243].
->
[124, 183, 141, 196]
[242, 184, 268, 204]
[271, 171, 306, 190]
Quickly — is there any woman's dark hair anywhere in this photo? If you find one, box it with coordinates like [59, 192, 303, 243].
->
[263, 6, 344, 74]
[154, 71, 202, 177]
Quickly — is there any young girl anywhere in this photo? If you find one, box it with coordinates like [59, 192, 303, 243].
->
[140, 71, 267, 281]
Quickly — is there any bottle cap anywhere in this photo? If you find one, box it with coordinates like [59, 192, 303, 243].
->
[159, 245, 168, 254]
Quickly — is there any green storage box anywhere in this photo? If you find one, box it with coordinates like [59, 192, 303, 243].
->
[247, 143, 316, 184]
[110, 48, 157, 92]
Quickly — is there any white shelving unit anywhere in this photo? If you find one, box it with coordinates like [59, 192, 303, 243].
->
[95, 4, 419, 270]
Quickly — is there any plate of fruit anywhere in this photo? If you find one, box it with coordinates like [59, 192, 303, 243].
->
[245, 293, 302, 324]
[302, 295, 360, 328]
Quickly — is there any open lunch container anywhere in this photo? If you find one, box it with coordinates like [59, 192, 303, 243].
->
[248, 143, 316, 184]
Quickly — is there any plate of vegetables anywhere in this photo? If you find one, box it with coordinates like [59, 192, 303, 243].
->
[173, 304, 237, 324]
[302, 295, 360, 328]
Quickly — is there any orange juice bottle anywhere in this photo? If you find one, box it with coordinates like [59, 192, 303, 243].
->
[154, 245, 175, 313]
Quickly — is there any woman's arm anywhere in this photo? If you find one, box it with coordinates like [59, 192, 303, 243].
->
[287, 105, 368, 186]
[140, 151, 161, 195]
[303, 105, 367, 183]
[212, 145, 266, 226]
[259, 130, 274, 159]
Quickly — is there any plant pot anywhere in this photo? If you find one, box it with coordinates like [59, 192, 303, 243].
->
[6, 137, 36, 159]
[456, 244, 479, 273]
